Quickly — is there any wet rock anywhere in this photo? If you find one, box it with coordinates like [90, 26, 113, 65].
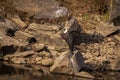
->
[15, 31, 37, 44]
[32, 71, 42, 77]
[75, 71, 95, 79]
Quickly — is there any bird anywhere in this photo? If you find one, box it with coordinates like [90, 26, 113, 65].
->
[60, 18, 82, 57]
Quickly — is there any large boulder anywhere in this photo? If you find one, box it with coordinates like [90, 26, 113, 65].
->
[110, 0, 120, 26]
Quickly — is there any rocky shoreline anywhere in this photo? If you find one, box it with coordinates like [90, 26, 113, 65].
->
[0, 0, 120, 78]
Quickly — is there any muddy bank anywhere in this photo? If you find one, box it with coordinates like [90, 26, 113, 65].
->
[0, 0, 120, 78]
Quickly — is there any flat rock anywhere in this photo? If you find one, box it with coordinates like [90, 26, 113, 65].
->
[0, 19, 19, 33]
[10, 15, 27, 29]
[114, 35, 120, 41]
[33, 7, 71, 24]
[15, 31, 37, 44]
[14, 0, 58, 13]
[75, 71, 95, 79]
[4, 51, 35, 58]
[0, 32, 25, 47]
[27, 23, 59, 33]
[25, 28, 68, 49]
[96, 23, 120, 37]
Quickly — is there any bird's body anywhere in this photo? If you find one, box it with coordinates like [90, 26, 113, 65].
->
[60, 18, 81, 56]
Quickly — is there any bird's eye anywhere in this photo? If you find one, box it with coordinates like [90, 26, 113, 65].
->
[63, 28, 68, 33]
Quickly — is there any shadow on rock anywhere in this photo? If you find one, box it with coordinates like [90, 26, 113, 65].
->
[74, 33, 104, 45]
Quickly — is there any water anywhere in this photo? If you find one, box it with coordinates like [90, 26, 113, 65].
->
[0, 62, 120, 80]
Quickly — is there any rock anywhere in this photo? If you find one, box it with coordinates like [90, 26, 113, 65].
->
[14, 0, 58, 13]
[40, 58, 54, 66]
[0, 19, 19, 35]
[9, 15, 27, 29]
[27, 23, 59, 33]
[26, 27, 68, 49]
[96, 23, 120, 37]
[0, 32, 26, 54]
[38, 51, 52, 58]
[50, 52, 70, 72]
[32, 43, 45, 52]
[109, 58, 120, 71]
[4, 51, 35, 58]
[71, 50, 85, 72]
[11, 57, 26, 64]
[15, 31, 37, 44]
[75, 71, 95, 79]
[50, 50, 60, 59]
[114, 35, 120, 41]
[32, 7, 71, 24]
[35, 57, 42, 64]
[14, 0, 59, 22]
[50, 50, 85, 73]
[110, 0, 120, 26]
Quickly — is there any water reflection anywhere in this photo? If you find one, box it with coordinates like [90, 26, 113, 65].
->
[0, 62, 120, 80]
[0, 62, 92, 80]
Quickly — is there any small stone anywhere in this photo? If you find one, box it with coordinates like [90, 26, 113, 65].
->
[40, 58, 53, 66]
[39, 51, 52, 58]
[35, 57, 42, 62]
[110, 42, 116, 45]
[114, 35, 120, 41]
[107, 38, 112, 41]
[32, 43, 45, 52]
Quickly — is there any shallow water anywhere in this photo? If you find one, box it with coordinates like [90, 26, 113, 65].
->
[0, 62, 120, 80]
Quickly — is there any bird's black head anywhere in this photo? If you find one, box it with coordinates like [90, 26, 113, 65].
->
[60, 28, 69, 41]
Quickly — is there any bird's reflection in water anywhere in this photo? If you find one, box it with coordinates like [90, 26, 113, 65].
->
[0, 63, 120, 80]
[0, 63, 93, 80]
